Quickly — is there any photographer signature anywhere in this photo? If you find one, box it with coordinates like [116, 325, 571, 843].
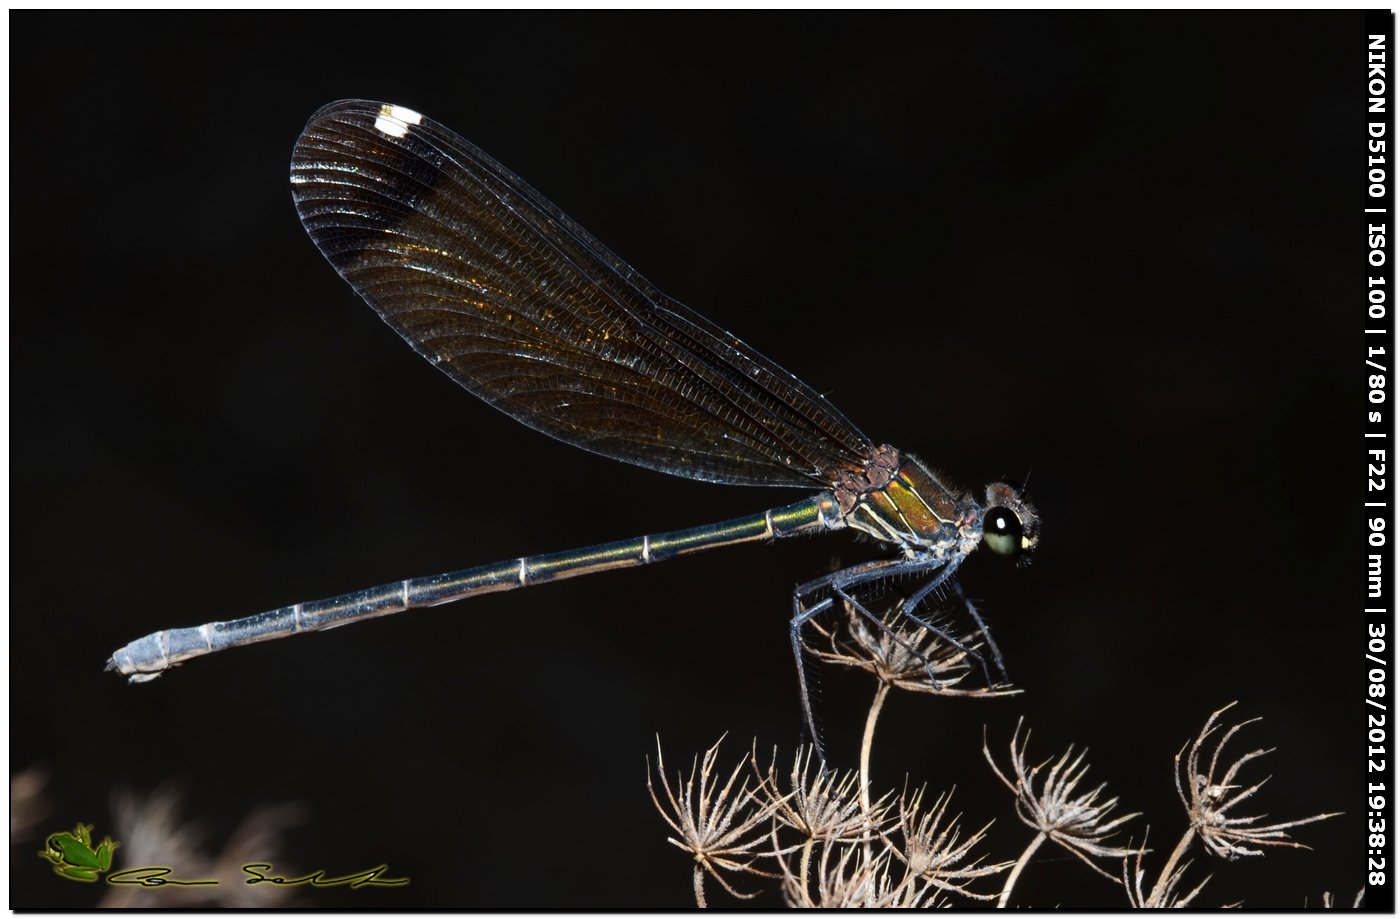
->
[106, 863, 408, 889]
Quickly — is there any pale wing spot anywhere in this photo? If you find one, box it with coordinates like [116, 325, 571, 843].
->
[373, 103, 424, 138]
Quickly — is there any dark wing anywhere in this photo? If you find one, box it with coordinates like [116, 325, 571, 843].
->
[290, 100, 872, 488]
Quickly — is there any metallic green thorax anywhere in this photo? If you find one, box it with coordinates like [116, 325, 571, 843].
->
[835, 444, 977, 553]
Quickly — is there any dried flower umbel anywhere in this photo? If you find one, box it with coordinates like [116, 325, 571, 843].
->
[887, 786, 1010, 901]
[756, 745, 892, 904]
[774, 783, 1008, 907]
[649, 703, 1344, 908]
[809, 597, 1008, 699]
[1105, 702, 1341, 909]
[1173, 702, 1339, 861]
[656, 735, 1007, 909]
[984, 719, 1141, 907]
[759, 745, 888, 844]
[779, 839, 921, 908]
[647, 737, 783, 907]
[809, 598, 1017, 809]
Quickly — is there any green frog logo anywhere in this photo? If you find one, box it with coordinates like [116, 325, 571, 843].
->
[38, 823, 118, 882]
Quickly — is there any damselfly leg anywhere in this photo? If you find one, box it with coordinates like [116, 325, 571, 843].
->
[788, 555, 1005, 757]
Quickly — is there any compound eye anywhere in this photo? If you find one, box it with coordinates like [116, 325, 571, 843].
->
[983, 507, 1023, 556]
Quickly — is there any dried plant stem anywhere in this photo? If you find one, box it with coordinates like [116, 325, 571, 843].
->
[860, 683, 890, 816]
[693, 865, 707, 908]
[798, 836, 815, 898]
[1147, 827, 1196, 904]
[997, 830, 1047, 908]
[858, 683, 891, 867]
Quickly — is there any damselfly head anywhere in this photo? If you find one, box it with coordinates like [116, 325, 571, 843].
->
[981, 481, 1039, 561]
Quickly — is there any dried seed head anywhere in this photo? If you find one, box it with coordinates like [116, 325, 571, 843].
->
[647, 736, 783, 901]
[985, 719, 1142, 880]
[780, 840, 939, 909]
[1174, 703, 1340, 860]
[759, 745, 891, 843]
[807, 598, 1018, 698]
[889, 786, 1010, 900]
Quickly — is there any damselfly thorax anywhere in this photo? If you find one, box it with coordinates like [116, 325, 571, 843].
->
[836, 444, 1039, 560]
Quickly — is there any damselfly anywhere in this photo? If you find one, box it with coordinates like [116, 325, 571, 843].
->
[107, 101, 1040, 744]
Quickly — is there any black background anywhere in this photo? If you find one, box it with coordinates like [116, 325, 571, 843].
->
[11, 11, 1375, 908]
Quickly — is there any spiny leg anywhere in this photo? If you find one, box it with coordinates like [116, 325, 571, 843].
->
[828, 556, 971, 685]
[949, 579, 1008, 681]
[897, 558, 1006, 685]
[894, 557, 997, 686]
[894, 604, 995, 687]
[831, 583, 953, 691]
[788, 559, 920, 761]
[789, 586, 836, 761]
[789, 557, 967, 760]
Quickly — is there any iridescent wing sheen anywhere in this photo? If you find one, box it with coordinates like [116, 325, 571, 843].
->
[290, 100, 872, 488]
